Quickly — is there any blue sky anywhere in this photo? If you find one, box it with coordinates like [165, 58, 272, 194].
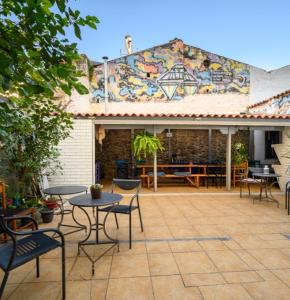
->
[68, 0, 290, 70]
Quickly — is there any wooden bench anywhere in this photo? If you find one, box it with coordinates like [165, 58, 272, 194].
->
[140, 173, 206, 189]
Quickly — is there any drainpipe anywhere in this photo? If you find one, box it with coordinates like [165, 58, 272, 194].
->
[153, 125, 158, 192]
[102, 56, 109, 114]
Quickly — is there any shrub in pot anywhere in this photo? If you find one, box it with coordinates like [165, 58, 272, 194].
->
[90, 184, 103, 199]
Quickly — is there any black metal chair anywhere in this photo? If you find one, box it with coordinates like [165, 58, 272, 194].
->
[99, 179, 143, 249]
[239, 167, 263, 198]
[0, 215, 66, 299]
[286, 180, 290, 214]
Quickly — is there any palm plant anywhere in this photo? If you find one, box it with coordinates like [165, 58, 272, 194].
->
[133, 131, 164, 160]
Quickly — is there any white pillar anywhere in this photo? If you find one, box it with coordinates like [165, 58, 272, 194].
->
[226, 128, 232, 190]
[102, 56, 109, 114]
[153, 125, 158, 192]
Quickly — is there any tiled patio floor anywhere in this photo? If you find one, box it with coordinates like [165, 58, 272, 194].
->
[2, 193, 290, 299]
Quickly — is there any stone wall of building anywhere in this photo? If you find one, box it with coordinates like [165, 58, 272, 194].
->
[96, 128, 250, 179]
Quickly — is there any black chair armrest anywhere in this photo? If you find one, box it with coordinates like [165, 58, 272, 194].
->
[4, 226, 65, 246]
[4, 215, 38, 230]
[129, 194, 138, 208]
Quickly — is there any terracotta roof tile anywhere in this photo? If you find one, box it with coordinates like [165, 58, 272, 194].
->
[72, 112, 290, 119]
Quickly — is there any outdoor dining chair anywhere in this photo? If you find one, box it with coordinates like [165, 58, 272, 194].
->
[239, 167, 263, 198]
[286, 180, 290, 214]
[0, 215, 66, 299]
[99, 179, 143, 249]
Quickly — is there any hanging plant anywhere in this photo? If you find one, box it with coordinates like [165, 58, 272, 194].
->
[133, 131, 164, 160]
[232, 142, 248, 165]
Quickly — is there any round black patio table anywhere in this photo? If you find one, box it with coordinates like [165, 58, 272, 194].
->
[252, 173, 281, 207]
[43, 185, 88, 235]
[69, 192, 123, 275]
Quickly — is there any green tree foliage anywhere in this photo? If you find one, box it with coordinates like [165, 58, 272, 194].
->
[133, 131, 164, 160]
[0, 0, 99, 197]
[232, 141, 248, 165]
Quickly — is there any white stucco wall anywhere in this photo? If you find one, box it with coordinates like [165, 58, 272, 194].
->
[250, 65, 290, 104]
[49, 119, 95, 187]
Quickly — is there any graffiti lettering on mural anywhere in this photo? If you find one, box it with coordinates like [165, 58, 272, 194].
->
[251, 93, 290, 115]
[91, 39, 250, 102]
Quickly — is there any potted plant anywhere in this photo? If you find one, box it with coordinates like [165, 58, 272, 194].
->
[133, 131, 164, 159]
[40, 205, 54, 223]
[44, 197, 59, 209]
[90, 183, 103, 199]
[232, 141, 248, 166]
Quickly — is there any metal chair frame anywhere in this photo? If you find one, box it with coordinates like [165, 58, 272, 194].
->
[0, 215, 66, 299]
[99, 179, 143, 249]
[286, 180, 290, 214]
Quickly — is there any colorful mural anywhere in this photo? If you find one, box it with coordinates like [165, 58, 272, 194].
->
[91, 39, 250, 102]
[250, 92, 290, 115]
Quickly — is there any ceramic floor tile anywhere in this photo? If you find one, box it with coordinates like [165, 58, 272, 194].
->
[222, 271, 264, 283]
[247, 249, 290, 269]
[148, 253, 179, 276]
[169, 240, 202, 252]
[199, 283, 253, 300]
[199, 240, 229, 251]
[174, 252, 217, 274]
[106, 277, 154, 300]
[152, 275, 202, 300]
[207, 250, 251, 272]
[182, 273, 225, 287]
[271, 269, 290, 287]
[90, 279, 108, 299]
[110, 254, 150, 278]
[146, 241, 171, 253]
[234, 249, 266, 270]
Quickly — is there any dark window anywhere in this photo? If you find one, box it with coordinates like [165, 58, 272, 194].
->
[265, 131, 281, 159]
[146, 72, 150, 78]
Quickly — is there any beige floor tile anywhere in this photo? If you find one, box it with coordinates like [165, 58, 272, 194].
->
[90, 279, 108, 299]
[182, 273, 225, 287]
[207, 250, 251, 272]
[169, 240, 202, 252]
[2, 284, 19, 300]
[68, 256, 112, 280]
[24, 258, 74, 283]
[8, 282, 61, 300]
[271, 269, 290, 287]
[146, 241, 171, 253]
[223, 240, 242, 250]
[110, 254, 149, 278]
[222, 271, 263, 283]
[144, 226, 172, 239]
[199, 240, 229, 251]
[148, 253, 179, 275]
[199, 283, 253, 300]
[0, 261, 34, 284]
[115, 241, 146, 255]
[247, 249, 290, 269]
[106, 277, 154, 300]
[152, 275, 202, 300]
[57, 280, 91, 300]
[234, 249, 266, 270]
[174, 252, 217, 274]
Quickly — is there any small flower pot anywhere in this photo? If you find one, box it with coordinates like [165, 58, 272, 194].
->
[90, 187, 102, 199]
[40, 208, 54, 223]
[44, 199, 59, 209]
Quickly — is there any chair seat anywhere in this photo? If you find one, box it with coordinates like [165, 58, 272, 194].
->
[0, 233, 61, 271]
[147, 171, 165, 177]
[173, 172, 191, 176]
[241, 178, 261, 183]
[99, 205, 138, 214]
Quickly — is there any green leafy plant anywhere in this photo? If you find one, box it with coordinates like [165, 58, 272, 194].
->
[0, 0, 99, 198]
[133, 131, 164, 160]
[90, 184, 103, 190]
[232, 142, 248, 165]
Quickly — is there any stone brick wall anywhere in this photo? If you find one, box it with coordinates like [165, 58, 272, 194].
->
[96, 128, 250, 179]
[95, 129, 132, 179]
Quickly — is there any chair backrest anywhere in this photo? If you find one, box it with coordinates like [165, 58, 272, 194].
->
[0, 182, 7, 209]
[112, 179, 141, 192]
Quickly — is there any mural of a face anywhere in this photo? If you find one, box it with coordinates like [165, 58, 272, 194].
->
[91, 39, 250, 102]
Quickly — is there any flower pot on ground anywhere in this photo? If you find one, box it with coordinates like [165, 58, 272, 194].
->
[40, 207, 54, 223]
[90, 184, 103, 199]
[44, 197, 59, 209]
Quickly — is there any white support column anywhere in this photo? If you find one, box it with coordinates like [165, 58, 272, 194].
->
[226, 128, 232, 191]
[153, 125, 157, 192]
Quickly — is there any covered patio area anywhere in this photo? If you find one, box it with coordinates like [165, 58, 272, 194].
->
[2, 193, 290, 300]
